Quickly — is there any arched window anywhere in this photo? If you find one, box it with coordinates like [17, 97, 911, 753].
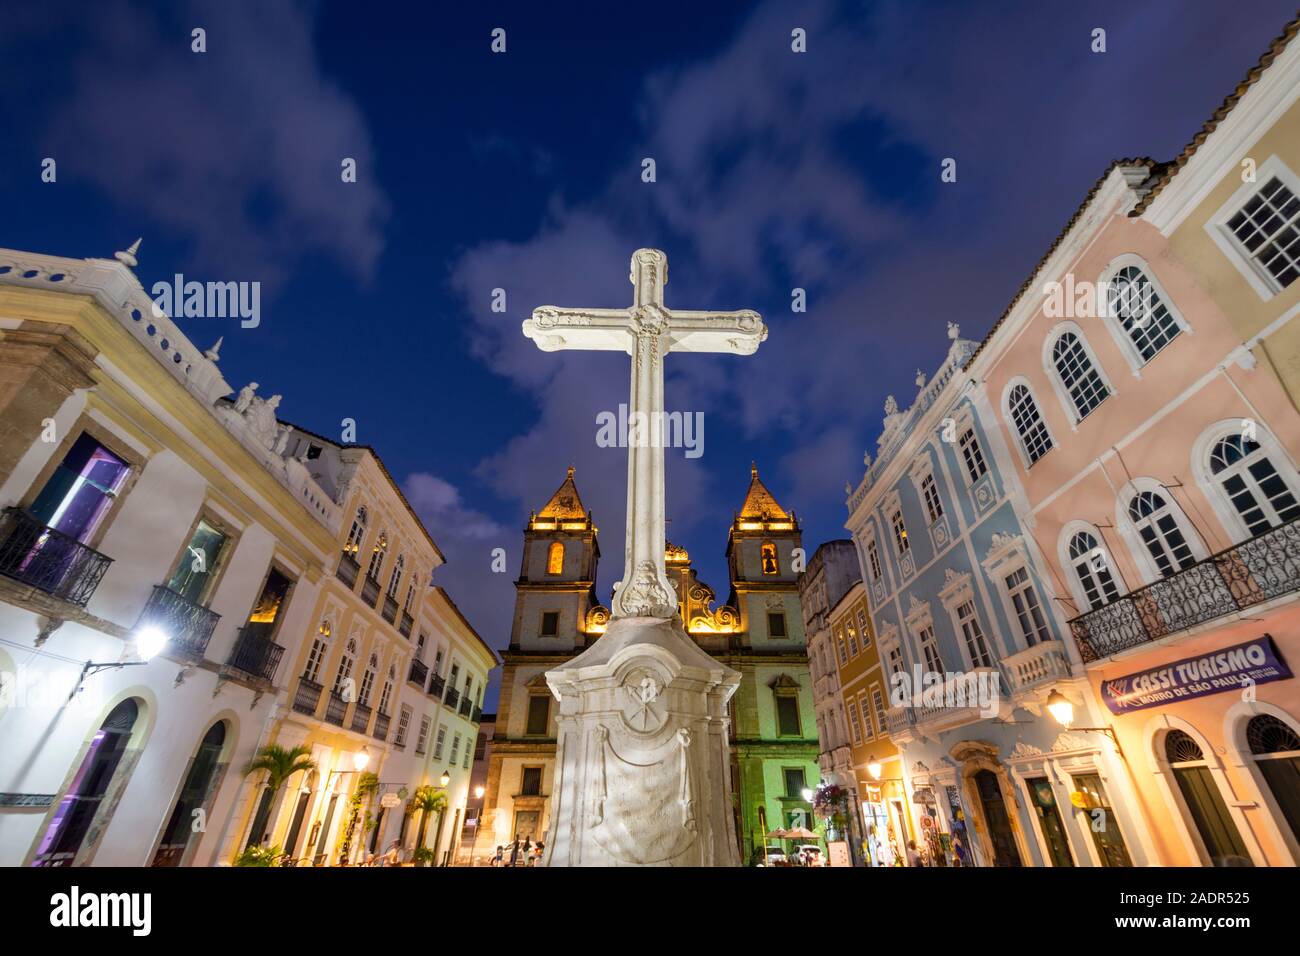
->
[1164, 729, 1252, 866]
[1007, 384, 1053, 464]
[387, 553, 405, 597]
[1107, 265, 1183, 363]
[546, 541, 564, 575]
[760, 542, 779, 575]
[1209, 435, 1300, 537]
[366, 532, 388, 581]
[1127, 490, 1198, 578]
[1051, 331, 1110, 420]
[1246, 715, 1300, 845]
[32, 698, 141, 866]
[152, 721, 228, 867]
[334, 638, 357, 696]
[359, 654, 379, 706]
[344, 507, 368, 558]
[1068, 531, 1120, 610]
[304, 620, 331, 682]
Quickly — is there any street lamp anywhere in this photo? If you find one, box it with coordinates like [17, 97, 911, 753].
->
[353, 747, 371, 772]
[465, 785, 487, 866]
[439, 769, 451, 787]
[867, 756, 883, 781]
[70, 624, 164, 699]
[1045, 690, 1124, 757]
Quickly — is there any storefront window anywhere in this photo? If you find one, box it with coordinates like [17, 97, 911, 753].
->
[1070, 772, 1132, 866]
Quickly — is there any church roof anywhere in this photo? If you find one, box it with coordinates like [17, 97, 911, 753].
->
[537, 465, 587, 519]
[738, 463, 789, 520]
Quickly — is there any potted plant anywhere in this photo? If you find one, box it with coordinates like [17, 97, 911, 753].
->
[412, 846, 437, 867]
[410, 783, 447, 849]
[234, 844, 282, 867]
[242, 744, 316, 848]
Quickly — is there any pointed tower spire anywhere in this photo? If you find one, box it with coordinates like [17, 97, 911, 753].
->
[738, 462, 789, 520]
[537, 465, 587, 520]
[114, 238, 142, 268]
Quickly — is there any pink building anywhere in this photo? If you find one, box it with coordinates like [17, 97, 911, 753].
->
[971, 24, 1300, 867]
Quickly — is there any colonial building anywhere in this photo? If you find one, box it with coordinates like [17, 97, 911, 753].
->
[844, 324, 1141, 867]
[0, 242, 494, 867]
[972, 16, 1300, 866]
[799, 540, 863, 861]
[481, 464, 818, 865]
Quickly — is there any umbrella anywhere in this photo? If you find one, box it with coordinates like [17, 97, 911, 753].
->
[786, 826, 819, 840]
[764, 828, 790, 839]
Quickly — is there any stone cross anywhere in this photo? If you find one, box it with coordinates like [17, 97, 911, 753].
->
[523, 248, 766, 620]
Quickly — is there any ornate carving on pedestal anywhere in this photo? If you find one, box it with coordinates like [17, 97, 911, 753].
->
[622, 672, 664, 734]
[615, 560, 675, 619]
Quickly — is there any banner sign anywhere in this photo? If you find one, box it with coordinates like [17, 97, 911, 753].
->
[1100, 635, 1291, 715]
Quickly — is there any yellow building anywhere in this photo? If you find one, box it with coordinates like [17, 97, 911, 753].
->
[827, 579, 904, 866]
[1137, 15, 1300, 410]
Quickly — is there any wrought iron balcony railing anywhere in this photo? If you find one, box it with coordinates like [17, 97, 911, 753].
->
[0, 507, 113, 608]
[399, 611, 413, 638]
[1070, 517, 1300, 663]
[471, 705, 483, 724]
[293, 677, 323, 715]
[350, 701, 372, 734]
[428, 673, 445, 699]
[336, 552, 360, 588]
[372, 710, 391, 741]
[408, 658, 429, 686]
[381, 594, 398, 624]
[360, 574, 381, 606]
[324, 690, 348, 726]
[444, 687, 461, 709]
[224, 626, 286, 685]
[136, 584, 221, 660]
[458, 696, 473, 718]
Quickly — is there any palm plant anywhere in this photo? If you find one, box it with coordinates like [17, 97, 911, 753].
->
[243, 744, 316, 849]
[411, 783, 448, 854]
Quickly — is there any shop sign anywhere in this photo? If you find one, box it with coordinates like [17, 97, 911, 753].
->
[380, 792, 402, 809]
[1099, 635, 1291, 715]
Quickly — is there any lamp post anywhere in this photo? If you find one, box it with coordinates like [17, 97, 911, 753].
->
[465, 784, 486, 866]
[70, 624, 166, 699]
[1045, 690, 1125, 758]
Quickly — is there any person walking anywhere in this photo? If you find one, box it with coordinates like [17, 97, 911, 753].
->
[906, 840, 924, 867]
[492, 845, 504, 867]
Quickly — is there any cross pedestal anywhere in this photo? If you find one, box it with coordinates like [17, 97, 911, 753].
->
[521, 249, 766, 866]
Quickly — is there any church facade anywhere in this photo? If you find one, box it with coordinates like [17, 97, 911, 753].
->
[477, 465, 819, 865]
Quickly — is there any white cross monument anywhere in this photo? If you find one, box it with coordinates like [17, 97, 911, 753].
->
[521, 248, 765, 866]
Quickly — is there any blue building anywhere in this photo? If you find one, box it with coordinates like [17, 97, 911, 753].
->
[843, 324, 1144, 867]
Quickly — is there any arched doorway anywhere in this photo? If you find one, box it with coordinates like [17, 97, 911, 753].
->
[1165, 729, 1252, 866]
[151, 721, 228, 866]
[973, 769, 1023, 867]
[31, 698, 141, 866]
[1245, 715, 1300, 847]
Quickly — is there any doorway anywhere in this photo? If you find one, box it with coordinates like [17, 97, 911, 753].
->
[1025, 776, 1073, 867]
[973, 769, 1022, 867]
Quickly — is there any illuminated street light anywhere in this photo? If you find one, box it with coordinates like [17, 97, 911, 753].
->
[867, 756, 883, 781]
[353, 747, 371, 772]
[134, 625, 168, 661]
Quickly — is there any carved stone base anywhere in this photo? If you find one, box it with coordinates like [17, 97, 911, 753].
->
[542, 615, 741, 867]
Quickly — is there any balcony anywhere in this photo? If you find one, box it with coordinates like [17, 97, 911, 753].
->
[0, 507, 113, 608]
[360, 574, 381, 607]
[224, 626, 285, 685]
[372, 710, 391, 741]
[444, 687, 461, 709]
[336, 552, 360, 588]
[1070, 518, 1300, 663]
[408, 658, 429, 686]
[459, 696, 473, 718]
[1003, 640, 1073, 696]
[428, 673, 445, 699]
[292, 677, 323, 716]
[471, 705, 483, 724]
[381, 593, 398, 624]
[885, 668, 1005, 737]
[136, 584, 221, 660]
[323, 690, 348, 726]
[399, 611, 413, 638]
[351, 701, 372, 734]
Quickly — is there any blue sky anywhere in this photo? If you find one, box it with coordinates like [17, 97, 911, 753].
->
[2, 1, 1295, 705]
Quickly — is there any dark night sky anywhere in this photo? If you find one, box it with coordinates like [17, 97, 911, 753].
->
[2, 0, 1295, 706]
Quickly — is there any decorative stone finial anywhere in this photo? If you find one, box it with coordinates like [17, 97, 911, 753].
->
[750, 461, 758, 479]
[844, 481, 852, 495]
[947, 321, 960, 340]
[884, 395, 898, 416]
[204, 337, 223, 362]
[915, 368, 926, 387]
[567, 465, 575, 478]
[114, 238, 142, 268]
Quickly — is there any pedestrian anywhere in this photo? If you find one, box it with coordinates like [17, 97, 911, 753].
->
[508, 839, 520, 867]
[533, 840, 544, 866]
[492, 845, 504, 867]
[906, 840, 924, 867]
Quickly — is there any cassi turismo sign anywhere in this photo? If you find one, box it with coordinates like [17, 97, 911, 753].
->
[1099, 635, 1292, 715]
